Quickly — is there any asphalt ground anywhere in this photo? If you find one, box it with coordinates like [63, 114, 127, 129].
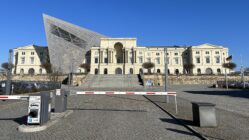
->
[0, 94, 200, 140]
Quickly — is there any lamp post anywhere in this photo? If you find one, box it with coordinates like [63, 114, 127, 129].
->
[164, 48, 169, 103]
[6, 49, 13, 95]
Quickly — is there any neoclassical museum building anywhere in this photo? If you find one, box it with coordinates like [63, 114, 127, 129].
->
[90, 38, 229, 75]
[13, 14, 229, 75]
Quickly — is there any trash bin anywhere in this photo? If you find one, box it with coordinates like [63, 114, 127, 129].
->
[192, 102, 217, 127]
[54, 89, 68, 113]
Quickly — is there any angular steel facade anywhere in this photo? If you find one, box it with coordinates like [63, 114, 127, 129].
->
[43, 14, 107, 73]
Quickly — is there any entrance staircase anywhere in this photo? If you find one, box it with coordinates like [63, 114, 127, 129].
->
[80, 74, 143, 89]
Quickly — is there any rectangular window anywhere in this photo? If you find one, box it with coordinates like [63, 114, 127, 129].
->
[30, 57, 34, 64]
[215, 51, 219, 54]
[205, 51, 210, 55]
[104, 57, 108, 63]
[174, 53, 178, 56]
[196, 51, 200, 54]
[139, 57, 143, 63]
[174, 58, 179, 64]
[129, 57, 133, 63]
[21, 57, 25, 64]
[196, 57, 200, 63]
[156, 58, 160, 64]
[156, 53, 160, 56]
[31, 52, 35, 55]
[95, 57, 98, 63]
[147, 58, 151, 63]
[206, 57, 210, 63]
[216, 57, 220, 63]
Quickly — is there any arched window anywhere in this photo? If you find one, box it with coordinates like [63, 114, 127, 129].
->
[157, 69, 161, 73]
[104, 68, 108, 74]
[115, 68, 122, 74]
[139, 68, 143, 74]
[114, 42, 124, 63]
[197, 68, 201, 75]
[28, 68, 35, 76]
[20, 69, 24, 75]
[168, 69, 170, 75]
[175, 69, 179, 75]
[129, 68, 133, 74]
[94, 68, 98, 75]
[206, 68, 213, 75]
[217, 68, 221, 75]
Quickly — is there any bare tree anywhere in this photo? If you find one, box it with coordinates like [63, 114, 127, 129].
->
[79, 63, 90, 73]
[222, 60, 236, 89]
[40, 63, 61, 82]
[183, 63, 195, 74]
[142, 62, 155, 74]
[1, 62, 14, 70]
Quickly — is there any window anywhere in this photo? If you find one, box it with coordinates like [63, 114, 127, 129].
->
[139, 51, 143, 55]
[95, 57, 98, 63]
[30, 57, 34, 64]
[156, 53, 160, 56]
[215, 51, 219, 54]
[167, 53, 169, 55]
[174, 53, 178, 56]
[39, 68, 42, 74]
[147, 52, 151, 56]
[216, 57, 220, 63]
[197, 68, 201, 74]
[205, 51, 210, 55]
[139, 57, 143, 63]
[31, 52, 35, 55]
[156, 58, 160, 64]
[104, 57, 108, 63]
[206, 57, 210, 63]
[174, 58, 179, 64]
[22, 52, 25, 55]
[147, 58, 151, 62]
[20, 69, 24, 75]
[196, 57, 200, 64]
[129, 57, 133, 63]
[196, 51, 200, 54]
[21, 57, 25, 64]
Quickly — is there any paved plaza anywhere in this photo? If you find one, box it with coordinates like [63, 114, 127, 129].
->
[0, 93, 200, 140]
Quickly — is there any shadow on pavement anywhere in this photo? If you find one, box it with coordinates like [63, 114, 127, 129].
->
[160, 118, 195, 126]
[68, 108, 147, 112]
[166, 128, 196, 136]
[184, 90, 249, 99]
[0, 115, 27, 125]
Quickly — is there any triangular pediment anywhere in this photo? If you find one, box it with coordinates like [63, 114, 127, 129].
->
[191, 43, 224, 49]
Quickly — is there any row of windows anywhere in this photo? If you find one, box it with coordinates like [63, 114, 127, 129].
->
[19, 68, 43, 75]
[195, 51, 225, 55]
[195, 57, 220, 64]
[20, 57, 35, 64]
[21, 51, 44, 56]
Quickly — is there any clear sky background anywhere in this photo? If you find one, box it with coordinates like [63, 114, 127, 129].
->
[0, 0, 249, 70]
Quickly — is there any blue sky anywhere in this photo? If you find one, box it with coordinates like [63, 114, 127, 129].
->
[0, 0, 249, 69]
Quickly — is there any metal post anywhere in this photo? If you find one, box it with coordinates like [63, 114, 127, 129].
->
[175, 95, 178, 114]
[164, 48, 169, 103]
[6, 49, 13, 95]
[241, 66, 245, 89]
[225, 68, 228, 89]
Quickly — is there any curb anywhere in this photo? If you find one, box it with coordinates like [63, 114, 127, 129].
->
[143, 95, 209, 140]
[18, 110, 73, 133]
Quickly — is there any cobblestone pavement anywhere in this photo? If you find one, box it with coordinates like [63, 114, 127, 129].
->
[0, 94, 200, 140]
